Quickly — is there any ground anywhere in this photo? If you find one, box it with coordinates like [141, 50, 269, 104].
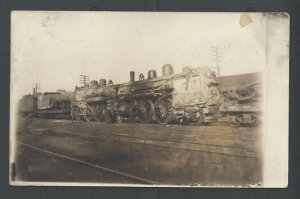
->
[12, 117, 263, 186]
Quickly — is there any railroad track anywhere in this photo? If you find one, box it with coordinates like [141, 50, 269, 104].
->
[28, 120, 261, 141]
[18, 142, 159, 185]
[28, 127, 261, 158]
[50, 127, 260, 149]
[27, 121, 262, 148]
[28, 118, 261, 136]
[71, 121, 261, 136]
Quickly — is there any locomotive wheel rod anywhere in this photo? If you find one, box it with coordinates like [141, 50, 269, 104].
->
[18, 142, 158, 185]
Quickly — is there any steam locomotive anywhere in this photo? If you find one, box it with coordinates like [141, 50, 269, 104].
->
[72, 64, 223, 125]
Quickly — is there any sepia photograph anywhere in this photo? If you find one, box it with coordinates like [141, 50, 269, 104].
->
[10, 11, 289, 187]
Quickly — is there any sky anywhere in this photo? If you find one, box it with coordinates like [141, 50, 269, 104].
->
[11, 12, 267, 100]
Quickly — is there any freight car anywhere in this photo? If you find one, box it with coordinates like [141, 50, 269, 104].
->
[218, 82, 263, 126]
[218, 73, 263, 126]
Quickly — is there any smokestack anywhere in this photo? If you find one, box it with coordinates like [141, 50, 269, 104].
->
[130, 71, 135, 82]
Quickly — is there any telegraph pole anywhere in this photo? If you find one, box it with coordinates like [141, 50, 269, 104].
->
[211, 46, 221, 76]
[80, 75, 90, 86]
[32, 83, 40, 95]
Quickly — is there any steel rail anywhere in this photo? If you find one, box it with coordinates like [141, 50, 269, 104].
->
[18, 142, 159, 185]
[29, 130, 260, 158]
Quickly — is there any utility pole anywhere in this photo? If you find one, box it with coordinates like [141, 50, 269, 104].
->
[80, 75, 90, 86]
[211, 46, 221, 76]
[32, 83, 40, 95]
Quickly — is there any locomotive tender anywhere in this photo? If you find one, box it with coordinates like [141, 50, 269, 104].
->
[36, 91, 72, 119]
